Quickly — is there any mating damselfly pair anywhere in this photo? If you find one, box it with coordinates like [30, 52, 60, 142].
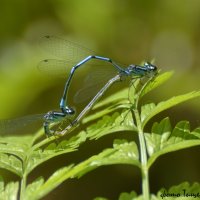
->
[0, 36, 158, 137]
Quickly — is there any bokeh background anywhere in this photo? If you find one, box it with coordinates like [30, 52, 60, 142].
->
[0, 0, 200, 199]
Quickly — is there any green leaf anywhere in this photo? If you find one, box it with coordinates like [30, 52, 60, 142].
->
[26, 131, 87, 174]
[141, 91, 200, 128]
[145, 117, 172, 156]
[119, 191, 138, 200]
[87, 111, 137, 140]
[82, 102, 130, 124]
[26, 140, 140, 199]
[25, 165, 74, 200]
[0, 153, 22, 177]
[157, 182, 200, 200]
[93, 198, 109, 200]
[76, 139, 140, 178]
[0, 136, 34, 159]
[140, 71, 173, 98]
[0, 177, 19, 200]
[24, 177, 44, 200]
[94, 192, 158, 200]
[82, 88, 131, 124]
[191, 127, 200, 138]
[141, 103, 156, 123]
[146, 118, 200, 168]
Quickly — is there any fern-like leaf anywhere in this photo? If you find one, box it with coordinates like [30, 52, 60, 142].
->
[26, 131, 87, 174]
[0, 176, 19, 200]
[145, 118, 200, 168]
[87, 110, 137, 140]
[141, 91, 200, 128]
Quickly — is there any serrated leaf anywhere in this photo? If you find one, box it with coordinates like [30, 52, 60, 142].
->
[87, 111, 137, 140]
[141, 103, 156, 123]
[150, 195, 159, 200]
[146, 118, 200, 168]
[25, 165, 74, 200]
[0, 136, 34, 159]
[76, 139, 140, 177]
[191, 127, 200, 138]
[157, 182, 200, 200]
[141, 91, 200, 128]
[27, 140, 139, 199]
[0, 153, 22, 177]
[127, 79, 139, 104]
[0, 178, 19, 200]
[24, 177, 44, 200]
[82, 101, 130, 124]
[26, 131, 87, 174]
[119, 191, 137, 200]
[145, 118, 172, 155]
[136, 195, 158, 200]
[94, 192, 158, 200]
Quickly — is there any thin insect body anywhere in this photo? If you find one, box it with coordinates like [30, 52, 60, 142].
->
[56, 66, 158, 136]
[59, 59, 157, 115]
[0, 67, 156, 137]
[0, 76, 120, 137]
[43, 61, 157, 136]
[56, 74, 121, 136]
[39, 36, 158, 136]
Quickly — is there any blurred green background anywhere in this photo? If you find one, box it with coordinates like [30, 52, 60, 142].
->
[0, 0, 200, 199]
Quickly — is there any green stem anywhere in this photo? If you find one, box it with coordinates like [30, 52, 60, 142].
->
[133, 108, 150, 200]
[20, 173, 27, 200]
[19, 149, 31, 200]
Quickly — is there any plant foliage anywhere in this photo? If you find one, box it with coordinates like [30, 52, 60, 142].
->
[0, 71, 200, 200]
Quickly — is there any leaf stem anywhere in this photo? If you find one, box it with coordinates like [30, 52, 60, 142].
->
[133, 108, 150, 199]
[20, 173, 27, 200]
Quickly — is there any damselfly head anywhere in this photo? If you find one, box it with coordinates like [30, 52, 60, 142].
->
[144, 62, 157, 72]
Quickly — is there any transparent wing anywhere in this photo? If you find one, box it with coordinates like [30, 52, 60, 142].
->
[0, 114, 44, 136]
[37, 59, 73, 77]
[73, 65, 118, 103]
[37, 59, 114, 78]
[39, 35, 126, 105]
[38, 36, 114, 77]
[39, 35, 96, 62]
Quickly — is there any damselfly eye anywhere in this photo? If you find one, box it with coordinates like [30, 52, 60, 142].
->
[144, 62, 157, 71]
[40, 36, 159, 136]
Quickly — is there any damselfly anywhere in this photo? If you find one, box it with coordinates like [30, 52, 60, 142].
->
[0, 68, 156, 137]
[39, 36, 158, 135]
[57, 74, 121, 136]
[0, 75, 121, 137]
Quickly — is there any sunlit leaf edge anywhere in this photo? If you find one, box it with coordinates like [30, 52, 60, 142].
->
[0, 177, 19, 200]
[0, 153, 22, 177]
[86, 111, 137, 140]
[140, 71, 173, 98]
[26, 131, 87, 174]
[141, 91, 200, 128]
[146, 118, 200, 169]
[26, 140, 140, 199]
